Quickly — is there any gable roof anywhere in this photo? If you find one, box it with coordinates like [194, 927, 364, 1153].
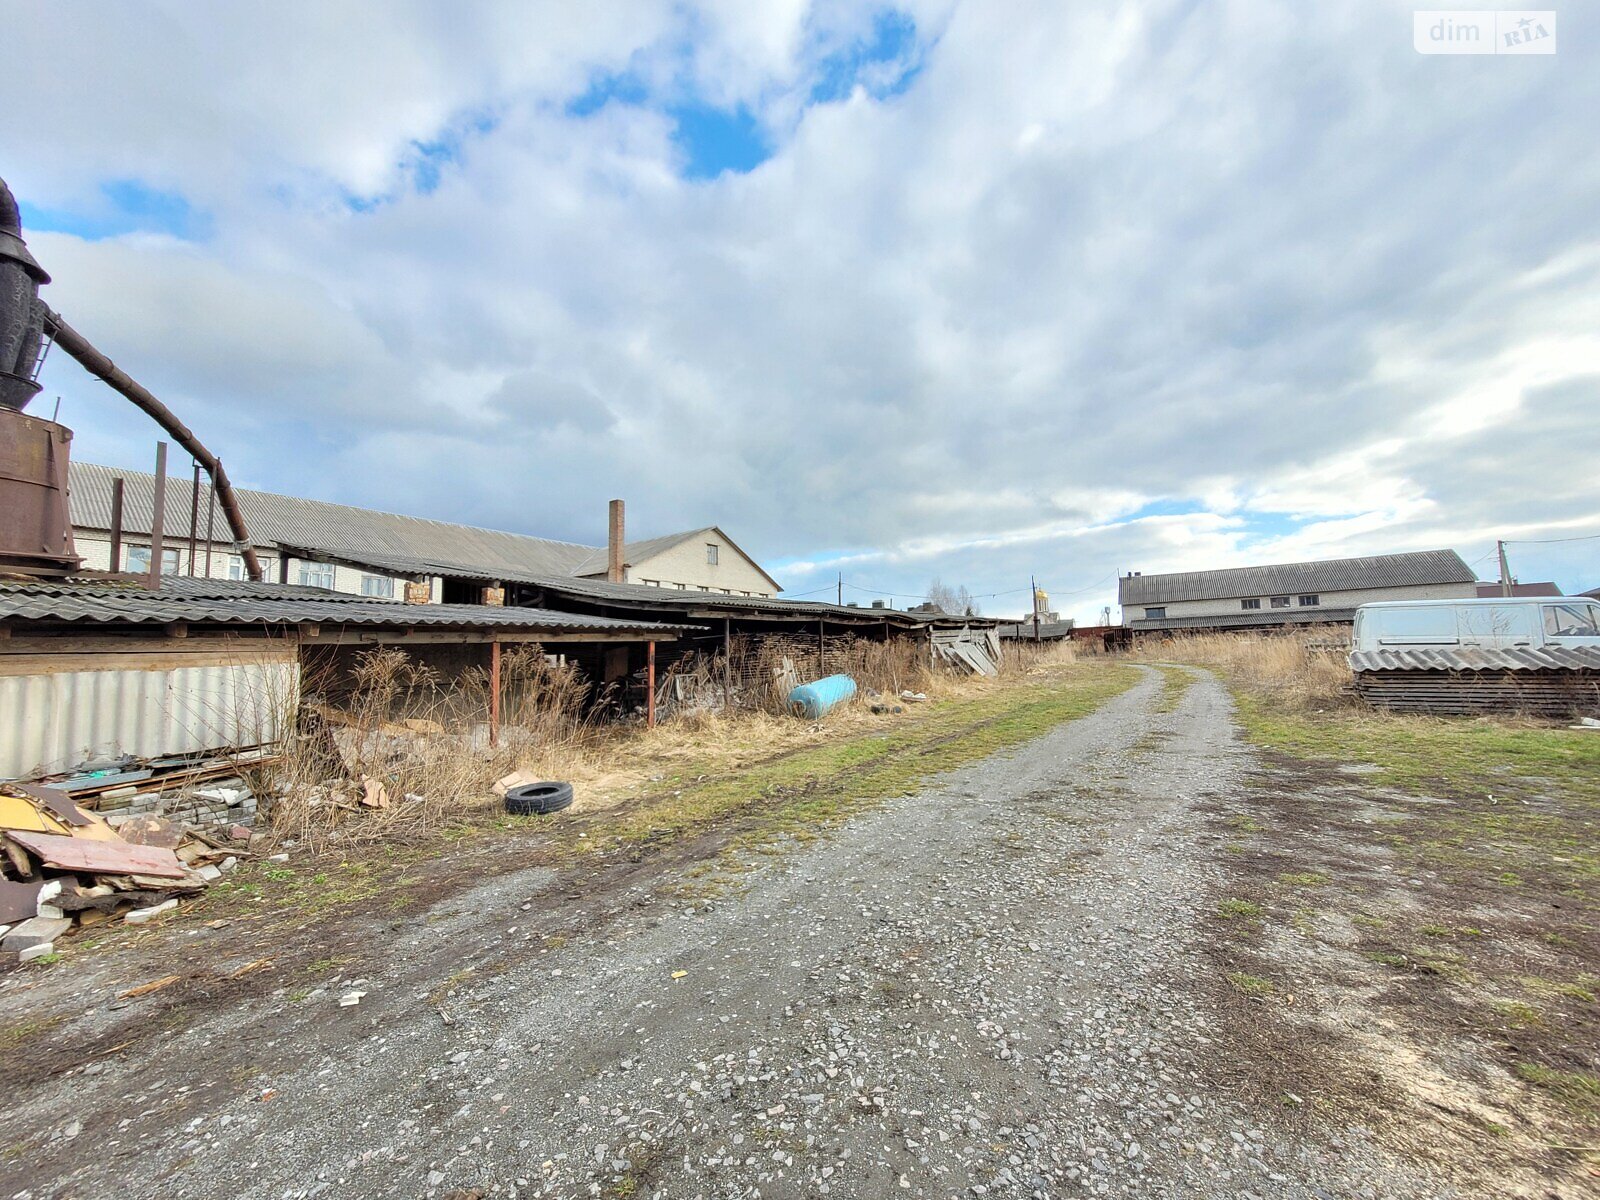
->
[67, 464, 778, 588]
[1119, 550, 1474, 606]
[569, 525, 783, 592]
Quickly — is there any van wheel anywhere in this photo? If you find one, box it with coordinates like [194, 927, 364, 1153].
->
[504, 782, 574, 815]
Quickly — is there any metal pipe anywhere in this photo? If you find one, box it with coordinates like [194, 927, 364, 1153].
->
[109, 476, 125, 571]
[187, 458, 200, 575]
[42, 308, 264, 580]
[203, 470, 217, 577]
[148, 441, 167, 591]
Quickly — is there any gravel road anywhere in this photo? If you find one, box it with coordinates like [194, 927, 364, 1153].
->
[8, 666, 1458, 1200]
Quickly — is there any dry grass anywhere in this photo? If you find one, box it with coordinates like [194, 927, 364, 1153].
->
[999, 638, 1079, 677]
[265, 638, 1005, 850]
[1133, 629, 1353, 711]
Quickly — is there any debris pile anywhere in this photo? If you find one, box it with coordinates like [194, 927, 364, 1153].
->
[0, 782, 247, 963]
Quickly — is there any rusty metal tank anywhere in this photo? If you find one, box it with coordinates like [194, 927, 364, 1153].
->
[0, 175, 79, 576]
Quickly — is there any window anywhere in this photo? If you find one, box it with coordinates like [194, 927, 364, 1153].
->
[360, 574, 394, 598]
[1298, 594, 1319, 607]
[126, 545, 179, 575]
[1143, 606, 1167, 620]
[1543, 604, 1600, 637]
[1270, 596, 1291, 609]
[1240, 598, 1261, 610]
[227, 556, 245, 581]
[298, 561, 335, 589]
[705, 543, 719, 565]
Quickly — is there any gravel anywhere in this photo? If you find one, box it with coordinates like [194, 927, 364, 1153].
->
[5, 667, 1456, 1199]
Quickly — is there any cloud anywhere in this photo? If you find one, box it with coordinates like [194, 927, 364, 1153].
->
[8, 0, 1600, 619]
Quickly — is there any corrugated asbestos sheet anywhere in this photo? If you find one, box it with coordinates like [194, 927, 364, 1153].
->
[68, 461, 598, 578]
[1348, 645, 1600, 673]
[276, 542, 999, 628]
[1119, 550, 1475, 605]
[0, 583, 687, 634]
[0, 658, 299, 779]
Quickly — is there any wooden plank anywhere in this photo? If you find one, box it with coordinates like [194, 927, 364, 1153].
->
[4, 831, 189, 879]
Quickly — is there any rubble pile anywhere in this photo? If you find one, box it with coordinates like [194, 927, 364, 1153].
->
[0, 780, 250, 964]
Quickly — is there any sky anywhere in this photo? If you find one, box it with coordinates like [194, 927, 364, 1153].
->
[4, 1, 1597, 620]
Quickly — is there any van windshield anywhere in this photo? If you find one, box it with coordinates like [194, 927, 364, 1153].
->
[1543, 604, 1600, 637]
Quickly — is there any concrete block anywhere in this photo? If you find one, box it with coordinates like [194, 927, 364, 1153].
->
[18, 942, 55, 963]
[124, 899, 178, 925]
[1, 915, 73, 952]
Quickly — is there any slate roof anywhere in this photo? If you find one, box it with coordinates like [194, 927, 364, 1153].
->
[0, 577, 685, 636]
[1349, 645, 1600, 673]
[1119, 550, 1474, 606]
[265, 543, 994, 628]
[568, 529, 707, 576]
[70, 462, 604, 578]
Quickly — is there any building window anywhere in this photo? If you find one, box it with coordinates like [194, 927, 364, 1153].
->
[360, 574, 394, 598]
[705, 543, 719, 565]
[1270, 596, 1291, 608]
[227, 556, 245, 581]
[675, 582, 687, 590]
[1298, 594, 1319, 607]
[1240, 598, 1261, 610]
[298, 561, 335, 589]
[1143, 606, 1167, 620]
[126, 545, 180, 575]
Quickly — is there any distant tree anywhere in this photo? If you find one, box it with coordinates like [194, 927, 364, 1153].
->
[925, 577, 981, 616]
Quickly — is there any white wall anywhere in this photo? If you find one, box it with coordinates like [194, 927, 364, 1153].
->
[1126, 581, 1478, 623]
[630, 531, 777, 596]
[73, 532, 425, 599]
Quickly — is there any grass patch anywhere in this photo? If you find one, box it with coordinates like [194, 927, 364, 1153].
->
[1217, 898, 1262, 920]
[1227, 971, 1277, 997]
[1278, 871, 1329, 888]
[564, 663, 1141, 859]
[1151, 664, 1197, 713]
[1494, 1000, 1543, 1029]
[0, 1014, 65, 1051]
[1513, 1062, 1600, 1116]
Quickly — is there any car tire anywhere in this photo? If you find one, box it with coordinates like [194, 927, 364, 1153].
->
[504, 781, 574, 816]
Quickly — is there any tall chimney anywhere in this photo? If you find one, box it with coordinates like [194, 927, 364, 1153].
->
[607, 498, 625, 583]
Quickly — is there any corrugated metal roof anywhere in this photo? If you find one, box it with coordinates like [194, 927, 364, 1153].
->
[0, 579, 686, 635]
[1349, 646, 1600, 673]
[1128, 608, 1358, 631]
[1119, 550, 1475, 605]
[274, 542, 984, 626]
[69, 462, 600, 578]
[0, 575, 357, 602]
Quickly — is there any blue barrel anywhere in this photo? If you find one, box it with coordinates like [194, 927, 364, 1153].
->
[788, 674, 857, 719]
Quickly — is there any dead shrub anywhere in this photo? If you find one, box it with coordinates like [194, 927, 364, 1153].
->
[1000, 638, 1079, 677]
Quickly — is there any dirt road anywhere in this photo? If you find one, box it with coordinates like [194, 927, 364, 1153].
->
[6, 668, 1457, 1198]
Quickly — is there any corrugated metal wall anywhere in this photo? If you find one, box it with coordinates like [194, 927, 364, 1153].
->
[0, 659, 299, 780]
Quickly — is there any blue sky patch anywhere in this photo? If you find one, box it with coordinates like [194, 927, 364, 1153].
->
[668, 102, 770, 179]
[810, 10, 921, 104]
[20, 179, 208, 241]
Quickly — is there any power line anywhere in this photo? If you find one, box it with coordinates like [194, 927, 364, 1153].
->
[1502, 531, 1600, 546]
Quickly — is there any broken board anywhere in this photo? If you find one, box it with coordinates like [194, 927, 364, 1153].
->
[4, 831, 188, 879]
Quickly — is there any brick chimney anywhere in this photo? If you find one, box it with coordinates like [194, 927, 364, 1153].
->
[607, 499, 625, 583]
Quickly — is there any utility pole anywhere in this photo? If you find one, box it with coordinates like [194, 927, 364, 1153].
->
[837, 572, 842, 606]
[1031, 574, 1041, 643]
[1497, 540, 1513, 597]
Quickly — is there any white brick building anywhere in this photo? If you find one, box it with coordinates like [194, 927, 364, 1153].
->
[1118, 550, 1478, 634]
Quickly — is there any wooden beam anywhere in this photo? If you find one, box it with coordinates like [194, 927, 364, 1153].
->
[489, 639, 501, 748]
[647, 640, 656, 728]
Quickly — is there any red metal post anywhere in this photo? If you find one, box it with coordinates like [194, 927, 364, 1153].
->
[647, 640, 656, 728]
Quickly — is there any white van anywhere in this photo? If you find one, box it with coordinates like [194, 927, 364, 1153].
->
[1352, 596, 1600, 652]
